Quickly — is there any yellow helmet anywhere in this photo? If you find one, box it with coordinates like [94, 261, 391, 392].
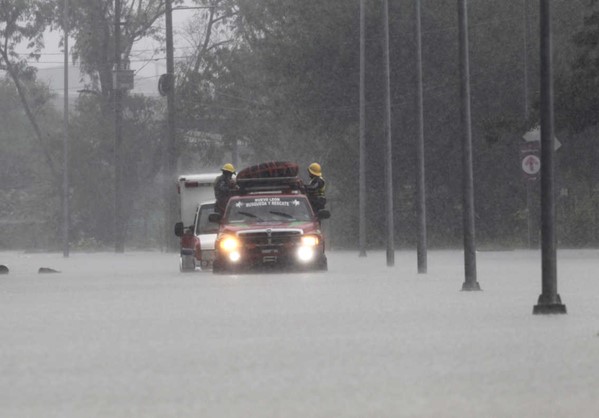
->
[308, 162, 322, 177]
[221, 163, 236, 174]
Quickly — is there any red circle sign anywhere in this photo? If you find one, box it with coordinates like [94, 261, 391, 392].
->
[522, 155, 541, 175]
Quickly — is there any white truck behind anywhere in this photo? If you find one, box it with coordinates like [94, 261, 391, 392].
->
[174, 173, 220, 271]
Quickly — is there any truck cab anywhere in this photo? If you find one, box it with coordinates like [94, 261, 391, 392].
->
[210, 171, 330, 273]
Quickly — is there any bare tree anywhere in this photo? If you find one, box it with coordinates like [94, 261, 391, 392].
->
[0, 0, 59, 183]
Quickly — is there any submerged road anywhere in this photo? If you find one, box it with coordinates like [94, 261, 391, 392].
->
[1, 249, 599, 417]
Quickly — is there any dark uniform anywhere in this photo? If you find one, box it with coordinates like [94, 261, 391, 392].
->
[214, 166, 236, 214]
[306, 175, 326, 212]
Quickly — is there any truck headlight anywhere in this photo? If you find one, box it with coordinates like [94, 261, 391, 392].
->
[301, 235, 319, 246]
[220, 236, 239, 252]
[297, 246, 315, 262]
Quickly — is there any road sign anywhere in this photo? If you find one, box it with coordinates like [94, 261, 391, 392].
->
[522, 154, 540, 175]
[523, 126, 540, 142]
[523, 126, 561, 150]
[520, 142, 540, 181]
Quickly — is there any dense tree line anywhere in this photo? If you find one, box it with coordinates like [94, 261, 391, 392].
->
[1, 0, 599, 250]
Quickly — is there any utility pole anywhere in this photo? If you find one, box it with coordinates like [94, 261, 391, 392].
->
[457, 0, 480, 291]
[62, 0, 70, 258]
[160, 3, 214, 251]
[359, 0, 367, 257]
[114, 0, 124, 253]
[415, 0, 427, 274]
[165, 0, 178, 251]
[533, 0, 566, 314]
[382, 0, 394, 267]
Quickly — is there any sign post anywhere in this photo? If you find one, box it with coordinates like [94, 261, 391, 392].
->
[521, 142, 539, 248]
[521, 125, 561, 250]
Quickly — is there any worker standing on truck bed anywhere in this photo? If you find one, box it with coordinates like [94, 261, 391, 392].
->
[214, 163, 237, 214]
[305, 162, 326, 212]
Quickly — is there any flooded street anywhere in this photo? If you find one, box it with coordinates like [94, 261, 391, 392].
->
[1, 250, 599, 417]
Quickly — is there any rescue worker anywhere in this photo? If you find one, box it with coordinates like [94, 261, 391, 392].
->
[214, 163, 237, 214]
[305, 162, 326, 212]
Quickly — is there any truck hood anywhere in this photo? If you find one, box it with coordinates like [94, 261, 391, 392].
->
[220, 221, 321, 236]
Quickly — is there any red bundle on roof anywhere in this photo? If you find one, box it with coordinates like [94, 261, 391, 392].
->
[236, 161, 299, 179]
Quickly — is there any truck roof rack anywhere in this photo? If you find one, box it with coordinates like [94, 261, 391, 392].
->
[236, 177, 304, 195]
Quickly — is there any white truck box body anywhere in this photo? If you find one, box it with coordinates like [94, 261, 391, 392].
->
[177, 173, 219, 227]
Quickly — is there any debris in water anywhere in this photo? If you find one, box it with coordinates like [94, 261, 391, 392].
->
[38, 267, 60, 274]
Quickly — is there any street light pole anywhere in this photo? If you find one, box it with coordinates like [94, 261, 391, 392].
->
[62, 0, 70, 258]
[114, 0, 124, 253]
[382, 0, 394, 267]
[457, 0, 480, 291]
[415, 0, 427, 274]
[533, 0, 566, 315]
[359, 0, 367, 257]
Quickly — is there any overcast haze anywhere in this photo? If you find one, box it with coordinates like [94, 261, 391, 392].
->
[3, 2, 599, 415]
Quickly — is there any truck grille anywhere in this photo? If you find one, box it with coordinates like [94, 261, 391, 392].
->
[238, 229, 302, 246]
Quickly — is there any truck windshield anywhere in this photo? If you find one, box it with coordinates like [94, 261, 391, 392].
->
[226, 196, 313, 223]
[196, 204, 219, 235]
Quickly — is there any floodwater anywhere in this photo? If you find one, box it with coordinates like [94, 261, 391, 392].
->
[1, 249, 598, 417]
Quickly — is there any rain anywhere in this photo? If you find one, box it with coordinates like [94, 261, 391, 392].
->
[2, 0, 599, 416]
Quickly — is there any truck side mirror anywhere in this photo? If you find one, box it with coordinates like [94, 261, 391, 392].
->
[208, 213, 222, 223]
[174, 222, 184, 237]
[317, 210, 330, 220]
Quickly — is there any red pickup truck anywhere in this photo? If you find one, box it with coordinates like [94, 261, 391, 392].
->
[209, 164, 330, 273]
